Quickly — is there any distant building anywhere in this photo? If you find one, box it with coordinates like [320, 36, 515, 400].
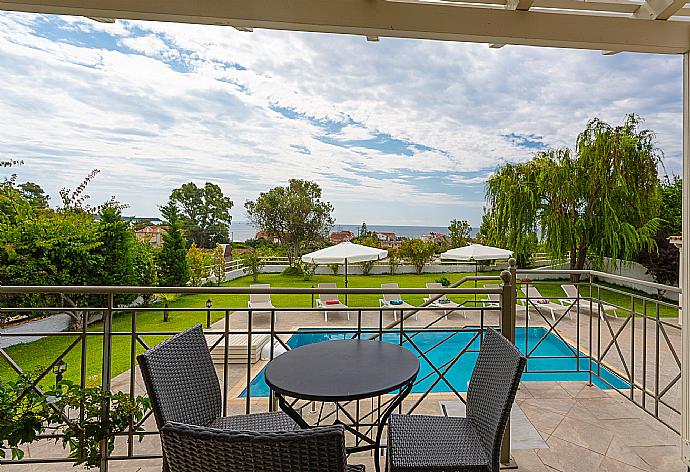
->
[423, 232, 451, 245]
[330, 230, 354, 244]
[134, 225, 168, 248]
[373, 231, 400, 249]
[255, 230, 279, 243]
[373, 231, 396, 242]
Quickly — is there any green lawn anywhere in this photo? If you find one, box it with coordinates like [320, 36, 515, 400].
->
[0, 271, 678, 386]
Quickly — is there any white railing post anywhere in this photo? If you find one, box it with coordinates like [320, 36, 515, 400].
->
[681, 50, 690, 468]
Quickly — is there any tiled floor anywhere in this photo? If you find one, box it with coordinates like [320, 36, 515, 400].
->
[4, 305, 686, 471]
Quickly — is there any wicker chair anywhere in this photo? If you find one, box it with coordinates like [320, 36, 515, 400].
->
[161, 422, 365, 472]
[386, 328, 526, 472]
[137, 324, 297, 471]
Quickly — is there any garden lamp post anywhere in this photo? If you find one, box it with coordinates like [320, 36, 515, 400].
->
[53, 359, 67, 386]
[206, 298, 213, 329]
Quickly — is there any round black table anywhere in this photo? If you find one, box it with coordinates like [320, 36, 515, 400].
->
[265, 339, 419, 472]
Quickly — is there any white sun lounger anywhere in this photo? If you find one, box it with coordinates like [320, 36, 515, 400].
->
[379, 283, 417, 321]
[519, 285, 570, 321]
[248, 284, 275, 317]
[424, 283, 465, 319]
[559, 284, 618, 319]
[483, 284, 530, 320]
[316, 283, 349, 322]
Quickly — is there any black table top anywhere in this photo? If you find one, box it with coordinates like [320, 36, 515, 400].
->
[264, 339, 420, 402]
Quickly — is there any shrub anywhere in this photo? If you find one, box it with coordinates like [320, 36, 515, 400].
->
[435, 277, 451, 287]
[298, 261, 318, 281]
[360, 260, 375, 276]
[328, 263, 340, 275]
[281, 265, 302, 277]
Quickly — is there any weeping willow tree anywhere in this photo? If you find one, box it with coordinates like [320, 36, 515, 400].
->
[483, 114, 662, 277]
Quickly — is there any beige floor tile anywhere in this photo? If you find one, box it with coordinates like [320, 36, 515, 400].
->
[551, 416, 614, 454]
[575, 397, 641, 420]
[599, 456, 648, 472]
[520, 403, 566, 435]
[598, 418, 678, 447]
[538, 436, 605, 472]
[604, 436, 651, 471]
[521, 398, 576, 416]
[511, 448, 553, 471]
[631, 445, 687, 472]
[523, 382, 574, 399]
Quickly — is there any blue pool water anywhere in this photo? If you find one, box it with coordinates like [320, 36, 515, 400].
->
[242, 327, 628, 397]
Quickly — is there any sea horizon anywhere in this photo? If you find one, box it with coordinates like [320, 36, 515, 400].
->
[229, 221, 478, 242]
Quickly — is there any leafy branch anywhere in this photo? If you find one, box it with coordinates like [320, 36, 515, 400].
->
[0, 371, 150, 468]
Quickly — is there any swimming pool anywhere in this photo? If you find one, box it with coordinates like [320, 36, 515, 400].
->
[242, 327, 628, 397]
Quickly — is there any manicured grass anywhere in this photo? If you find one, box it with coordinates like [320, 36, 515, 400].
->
[0, 271, 678, 386]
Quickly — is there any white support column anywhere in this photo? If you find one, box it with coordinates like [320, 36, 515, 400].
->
[681, 51, 690, 468]
[671, 237, 683, 325]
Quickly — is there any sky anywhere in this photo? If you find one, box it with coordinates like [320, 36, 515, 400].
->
[0, 12, 683, 227]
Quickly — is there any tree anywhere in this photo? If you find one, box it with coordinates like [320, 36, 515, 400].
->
[399, 239, 436, 275]
[448, 219, 472, 248]
[0, 167, 135, 327]
[170, 182, 233, 248]
[97, 206, 135, 288]
[210, 243, 227, 286]
[245, 179, 334, 266]
[485, 115, 661, 278]
[18, 182, 48, 208]
[187, 244, 209, 286]
[358, 221, 369, 238]
[0, 206, 104, 328]
[132, 241, 158, 305]
[637, 176, 682, 285]
[157, 200, 189, 286]
[242, 251, 264, 282]
[388, 248, 401, 275]
[357, 235, 382, 249]
[155, 293, 180, 322]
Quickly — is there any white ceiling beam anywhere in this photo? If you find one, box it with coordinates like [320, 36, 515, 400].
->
[634, 0, 688, 19]
[1, 0, 689, 53]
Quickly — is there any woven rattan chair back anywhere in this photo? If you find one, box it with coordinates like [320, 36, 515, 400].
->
[161, 422, 351, 472]
[137, 324, 221, 428]
[466, 328, 526, 472]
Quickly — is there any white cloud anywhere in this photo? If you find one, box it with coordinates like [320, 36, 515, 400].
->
[0, 13, 682, 227]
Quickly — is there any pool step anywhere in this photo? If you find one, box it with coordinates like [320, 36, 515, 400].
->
[206, 333, 271, 364]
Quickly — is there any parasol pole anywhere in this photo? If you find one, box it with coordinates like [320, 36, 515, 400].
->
[345, 257, 348, 304]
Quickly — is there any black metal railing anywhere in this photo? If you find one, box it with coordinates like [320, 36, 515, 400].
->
[0, 275, 513, 470]
[516, 269, 682, 433]
[0, 265, 682, 469]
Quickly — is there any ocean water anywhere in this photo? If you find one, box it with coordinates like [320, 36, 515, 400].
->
[229, 222, 477, 242]
[241, 327, 629, 397]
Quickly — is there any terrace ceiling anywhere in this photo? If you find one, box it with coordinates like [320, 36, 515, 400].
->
[1, 0, 690, 54]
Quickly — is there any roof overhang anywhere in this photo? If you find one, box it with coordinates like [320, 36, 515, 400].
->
[1, 0, 690, 54]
